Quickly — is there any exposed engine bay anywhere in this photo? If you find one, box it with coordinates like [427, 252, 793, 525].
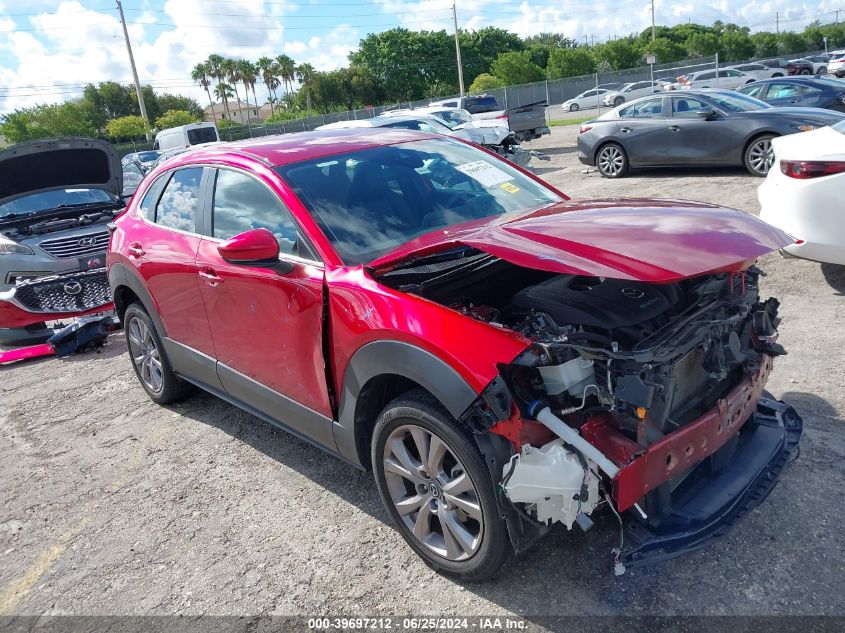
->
[0, 206, 121, 240]
[376, 248, 788, 560]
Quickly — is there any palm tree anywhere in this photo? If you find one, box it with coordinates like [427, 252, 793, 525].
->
[275, 54, 296, 97]
[238, 60, 259, 120]
[191, 62, 215, 120]
[221, 58, 243, 122]
[256, 57, 279, 116]
[296, 63, 316, 117]
[213, 82, 234, 105]
[205, 54, 229, 119]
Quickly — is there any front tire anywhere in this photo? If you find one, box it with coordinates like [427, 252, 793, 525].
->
[817, 66, 827, 75]
[613, 96, 625, 106]
[124, 302, 192, 404]
[371, 390, 511, 582]
[596, 142, 629, 178]
[744, 134, 776, 177]
[569, 103, 579, 112]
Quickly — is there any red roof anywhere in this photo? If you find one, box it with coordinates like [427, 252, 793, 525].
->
[184, 128, 440, 167]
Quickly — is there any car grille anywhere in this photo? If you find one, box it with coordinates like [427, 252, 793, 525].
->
[13, 269, 111, 314]
[38, 230, 110, 259]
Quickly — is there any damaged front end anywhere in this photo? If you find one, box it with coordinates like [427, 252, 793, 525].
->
[378, 252, 802, 572]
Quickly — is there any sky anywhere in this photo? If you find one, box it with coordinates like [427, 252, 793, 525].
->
[0, 0, 838, 113]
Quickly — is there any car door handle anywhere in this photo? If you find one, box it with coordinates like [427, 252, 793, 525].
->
[669, 125, 680, 132]
[620, 127, 632, 133]
[198, 268, 223, 286]
[127, 243, 145, 258]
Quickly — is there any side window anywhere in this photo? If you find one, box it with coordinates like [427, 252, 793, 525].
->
[740, 83, 765, 98]
[633, 98, 663, 118]
[768, 83, 813, 99]
[137, 175, 167, 220]
[698, 71, 715, 80]
[672, 97, 710, 118]
[212, 169, 310, 259]
[155, 168, 203, 233]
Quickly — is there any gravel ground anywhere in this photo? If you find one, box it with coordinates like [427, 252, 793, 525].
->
[1, 125, 844, 626]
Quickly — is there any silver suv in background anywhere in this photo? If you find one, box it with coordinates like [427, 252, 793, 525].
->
[0, 138, 125, 344]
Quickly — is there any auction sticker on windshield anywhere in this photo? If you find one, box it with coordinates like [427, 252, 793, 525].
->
[455, 160, 512, 187]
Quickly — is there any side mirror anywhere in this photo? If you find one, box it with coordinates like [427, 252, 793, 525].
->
[217, 228, 280, 265]
[697, 109, 717, 120]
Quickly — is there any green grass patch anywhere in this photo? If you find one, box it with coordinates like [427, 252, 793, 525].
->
[549, 117, 593, 127]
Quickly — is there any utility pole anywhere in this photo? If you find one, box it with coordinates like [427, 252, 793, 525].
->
[835, 9, 841, 24]
[651, 0, 656, 42]
[776, 11, 779, 34]
[116, 0, 151, 141]
[452, 2, 465, 96]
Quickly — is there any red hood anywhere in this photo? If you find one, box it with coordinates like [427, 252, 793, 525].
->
[368, 198, 793, 283]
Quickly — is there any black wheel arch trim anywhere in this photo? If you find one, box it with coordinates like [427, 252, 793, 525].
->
[333, 340, 480, 468]
[109, 262, 167, 336]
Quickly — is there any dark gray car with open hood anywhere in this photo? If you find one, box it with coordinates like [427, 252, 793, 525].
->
[577, 89, 845, 177]
[0, 138, 127, 344]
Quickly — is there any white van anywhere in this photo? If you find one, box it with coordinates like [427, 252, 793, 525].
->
[153, 122, 219, 151]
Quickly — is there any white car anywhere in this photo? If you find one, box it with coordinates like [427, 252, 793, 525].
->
[793, 56, 829, 75]
[677, 68, 756, 90]
[758, 121, 845, 265]
[827, 50, 845, 78]
[601, 80, 661, 106]
[561, 88, 611, 112]
[726, 63, 784, 80]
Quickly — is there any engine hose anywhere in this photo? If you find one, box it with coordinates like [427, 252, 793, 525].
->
[527, 402, 620, 479]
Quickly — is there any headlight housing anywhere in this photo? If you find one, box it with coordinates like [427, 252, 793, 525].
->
[793, 123, 819, 132]
[0, 241, 34, 255]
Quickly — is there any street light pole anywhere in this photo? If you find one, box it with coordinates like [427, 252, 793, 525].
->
[651, 0, 656, 42]
[116, 0, 151, 141]
[452, 2, 465, 96]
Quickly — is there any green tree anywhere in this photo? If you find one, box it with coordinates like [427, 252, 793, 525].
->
[191, 63, 216, 119]
[222, 59, 243, 109]
[490, 51, 544, 85]
[751, 32, 779, 57]
[0, 101, 97, 143]
[778, 32, 808, 55]
[592, 38, 643, 70]
[155, 110, 200, 130]
[644, 37, 686, 64]
[206, 54, 229, 119]
[296, 63, 316, 116]
[106, 115, 149, 141]
[468, 73, 504, 93]
[157, 94, 203, 119]
[275, 54, 297, 97]
[546, 47, 595, 79]
[257, 56, 280, 116]
[686, 32, 722, 57]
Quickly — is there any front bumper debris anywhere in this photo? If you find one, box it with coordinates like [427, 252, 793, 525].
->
[0, 268, 113, 336]
[620, 397, 802, 568]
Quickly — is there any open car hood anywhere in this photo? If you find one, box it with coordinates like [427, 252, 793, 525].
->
[368, 198, 794, 283]
[0, 137, 123, 207]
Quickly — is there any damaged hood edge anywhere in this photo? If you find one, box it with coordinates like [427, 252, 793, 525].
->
[368, 198, 795, 283]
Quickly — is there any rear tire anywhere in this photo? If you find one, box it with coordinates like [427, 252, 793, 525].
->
[124, 302, 192, 404]
[596, 142, 629, 178]
[744, 134, 777, 177]
[371, 389, 511, 582]
[800, 69, 811, 75]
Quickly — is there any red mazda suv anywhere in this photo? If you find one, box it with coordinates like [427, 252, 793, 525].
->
[108, 128, 802, 580]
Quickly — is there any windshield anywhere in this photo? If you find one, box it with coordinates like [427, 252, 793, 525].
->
[0, 188, 115, 217]
[463, 96, 499, 114]
[705, 91, 770, 112]
[276, 137, 562, 265]
[135, 151, 161, 162]
[431, 109, 473, 128]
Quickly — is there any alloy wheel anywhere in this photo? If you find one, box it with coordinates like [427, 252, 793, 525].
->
[748, 138, 774, 175]
[598, 145, 625, 176]
[382, 424, 484, 561]
[127, 316, 163, 393]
